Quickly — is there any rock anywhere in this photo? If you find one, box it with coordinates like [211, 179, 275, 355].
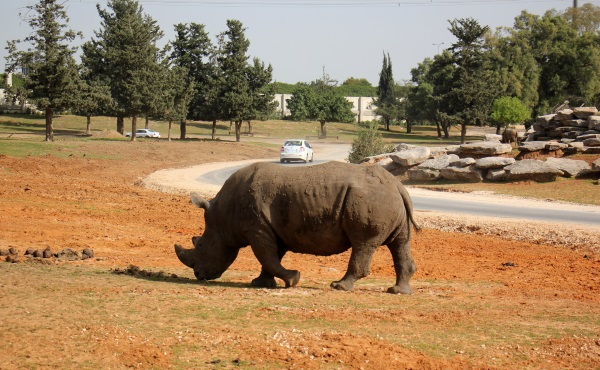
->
[536, 114, 555, 127]
[417, 154, 460, 170]
[429, 147, 449, 158]
[583, 147, 600, 154]
[569, 142, 585, 149]
[588, 116, 600, 130]
[505, 160, 563, 182]
[394, 143, 417, 152]
[562, 119, 589, 128]
[445, 145, 461, 155]
[485, 134, 502, 142]
[5, 254, 19, 263]
[475, 157, 516, 169]
[361, 153, 392, 165]
[43, 247, 53, 258]
[407, 168, 441, 181]
[25, 248, 35, 256]
[82, 248, 94, 259]
[518, 141, 552, 152]
[440, 165, 483, 183]
[545, 142, 569, 151]
[33, 249, 43, 258]
[592, 158, 600, 171]
[555, 109, 574, 121]
[0, 249, 9, 257]
[486, 168, 507, 182]
[450, 158, 476, 167]
[545, 157, 592, 178]
[389, 147, 431, 166]
[56, 248, 82, 261]
[582, 138, 600, 147]
[573, 106, 598, 119]
[458, 142, 513, 156]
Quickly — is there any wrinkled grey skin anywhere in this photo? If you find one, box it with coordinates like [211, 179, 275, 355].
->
[501, 128, 519, 146]
[175, 161, 420, 294]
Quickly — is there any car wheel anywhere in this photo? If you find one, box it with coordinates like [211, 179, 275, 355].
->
[309, 154, 314, 162]
[303, 155, 308, 163]
[280, 159, 284, 163]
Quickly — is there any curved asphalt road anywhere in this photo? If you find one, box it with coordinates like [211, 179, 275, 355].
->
[196, 143, 600, 227]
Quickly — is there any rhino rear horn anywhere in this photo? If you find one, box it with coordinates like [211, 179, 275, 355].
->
[190, 192, 210, 210]
[174, 244, 196, 268]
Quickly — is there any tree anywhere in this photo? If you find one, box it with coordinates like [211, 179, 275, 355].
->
[443, 18, 501, 143]
[216, 20, 274, 142]
[5, 1, 81, 141]
[490, 96, 531, 134]
[72, 79, 112, 135]
[169, 22, 215, 138]
[83, 0, 164, 141]
[287, 81, 354, 138]
[373, 52, 400, 131]
[162, 66, 195, 141]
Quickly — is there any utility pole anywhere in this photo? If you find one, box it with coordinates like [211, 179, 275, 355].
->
[573, 0, 578, 8]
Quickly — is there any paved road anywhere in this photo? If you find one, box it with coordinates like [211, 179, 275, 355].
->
[195, 143, 600, 226]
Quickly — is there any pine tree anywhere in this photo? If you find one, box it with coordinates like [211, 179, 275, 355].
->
[374, 53, 399, 131]
[6, 0, 81, 141]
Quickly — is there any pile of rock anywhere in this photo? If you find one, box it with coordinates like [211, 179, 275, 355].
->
[531, 107, 600, 153]
[1, 247, 95, 263]
[363, 142, 600, 183]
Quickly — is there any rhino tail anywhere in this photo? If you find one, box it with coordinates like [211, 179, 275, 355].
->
[396, 182, 421, 232]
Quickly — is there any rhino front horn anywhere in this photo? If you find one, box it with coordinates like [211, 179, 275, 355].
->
[174, 244, 196, 268]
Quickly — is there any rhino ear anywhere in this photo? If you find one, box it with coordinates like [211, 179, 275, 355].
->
[190, 192, 210, 210]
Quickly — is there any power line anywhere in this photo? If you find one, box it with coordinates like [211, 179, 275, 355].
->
[69, 0, 593, 8]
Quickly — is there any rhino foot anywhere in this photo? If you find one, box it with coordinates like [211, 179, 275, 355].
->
[330, 280, 354, 292]
[251, 276, 277, 289]
[387, 284, 413, 295]
[283, 270, 300, 288]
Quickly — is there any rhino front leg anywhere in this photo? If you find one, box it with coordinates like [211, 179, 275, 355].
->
[331, 246, 375, 292]
[386, 237, 416, 294]
[251, 249, 287, 289]
[250, 242, 299, 288]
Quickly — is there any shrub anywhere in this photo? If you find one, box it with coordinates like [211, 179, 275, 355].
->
[347, 122, 394, 163]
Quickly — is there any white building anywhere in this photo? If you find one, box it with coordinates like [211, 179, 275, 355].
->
[273, 93, 379, 123]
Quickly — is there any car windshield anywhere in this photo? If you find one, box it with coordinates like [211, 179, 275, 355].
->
[285, 141, 302, 146]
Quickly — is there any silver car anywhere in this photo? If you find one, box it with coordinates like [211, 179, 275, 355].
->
[280, 139, 314, 163]
[124, 129, 161, 138]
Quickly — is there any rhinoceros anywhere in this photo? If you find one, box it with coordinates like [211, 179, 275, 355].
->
[175, 161, 420, 294]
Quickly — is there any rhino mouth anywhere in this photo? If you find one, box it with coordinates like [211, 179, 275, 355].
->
[194, 270, 222, 281]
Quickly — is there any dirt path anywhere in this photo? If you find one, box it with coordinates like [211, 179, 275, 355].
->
[1, 140, 599, 369]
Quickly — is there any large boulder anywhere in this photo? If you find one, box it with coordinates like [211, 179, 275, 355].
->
[545, 157, 592, 178]
[573, 107, 598, 119]
[450, 157, 476, 167]
[583, 137, 600, 147]
[475, 157, 516, 169]
[505, 160, 563, 182]
[417, 154, 460, 170]
[458, 142, 513, 156]
[486, 168, 507, 182]
[593, 158, 600, 171]
[518, 141, 552, 152]
[407, 168, 441, 181]
[440, 165, 483, 183]
[389, 147, 431, 166]
[536, 114, 555, 128]
[588, 116, 600, 130]
[555, 109, 574, 121]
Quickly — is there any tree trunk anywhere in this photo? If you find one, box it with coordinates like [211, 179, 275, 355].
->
[319, 121, 327, 138]
[460, 123, 467, 144]
[168, 120, 172, 142]
[117, 115, 124, 135]
[45, 107, 53, 142]
[180, 120, 186, 140]
[235, 120, 242, 142]
[211, 119, 217, 140]
[385, 117, 391, 131]
[435, 121, 442, 139]
[86, 115, 92, 135]
[406, 119, 412, 134]
[131, 115, 137, 142]
[145, 114, 149, 129]
[495, 122, 502, 135]
[247, 120, 252, 134]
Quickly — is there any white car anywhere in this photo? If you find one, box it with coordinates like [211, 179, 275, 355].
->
[280, 139, 314, 163]
[124, 129, 161, 138]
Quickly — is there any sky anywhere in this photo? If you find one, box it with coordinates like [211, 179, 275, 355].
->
[0, 0, 597, 85]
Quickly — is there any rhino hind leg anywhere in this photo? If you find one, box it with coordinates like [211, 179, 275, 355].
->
[251, 270, 278, 288]
[331, 245, 376, 292]
[386, 236, 416, 294]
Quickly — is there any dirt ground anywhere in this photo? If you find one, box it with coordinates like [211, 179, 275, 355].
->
[1, 139, 599, 369]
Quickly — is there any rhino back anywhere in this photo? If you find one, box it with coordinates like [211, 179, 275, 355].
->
[215, 162, 408, 256]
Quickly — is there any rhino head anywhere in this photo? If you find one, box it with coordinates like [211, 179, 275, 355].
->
[174, 193, 239, 281]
